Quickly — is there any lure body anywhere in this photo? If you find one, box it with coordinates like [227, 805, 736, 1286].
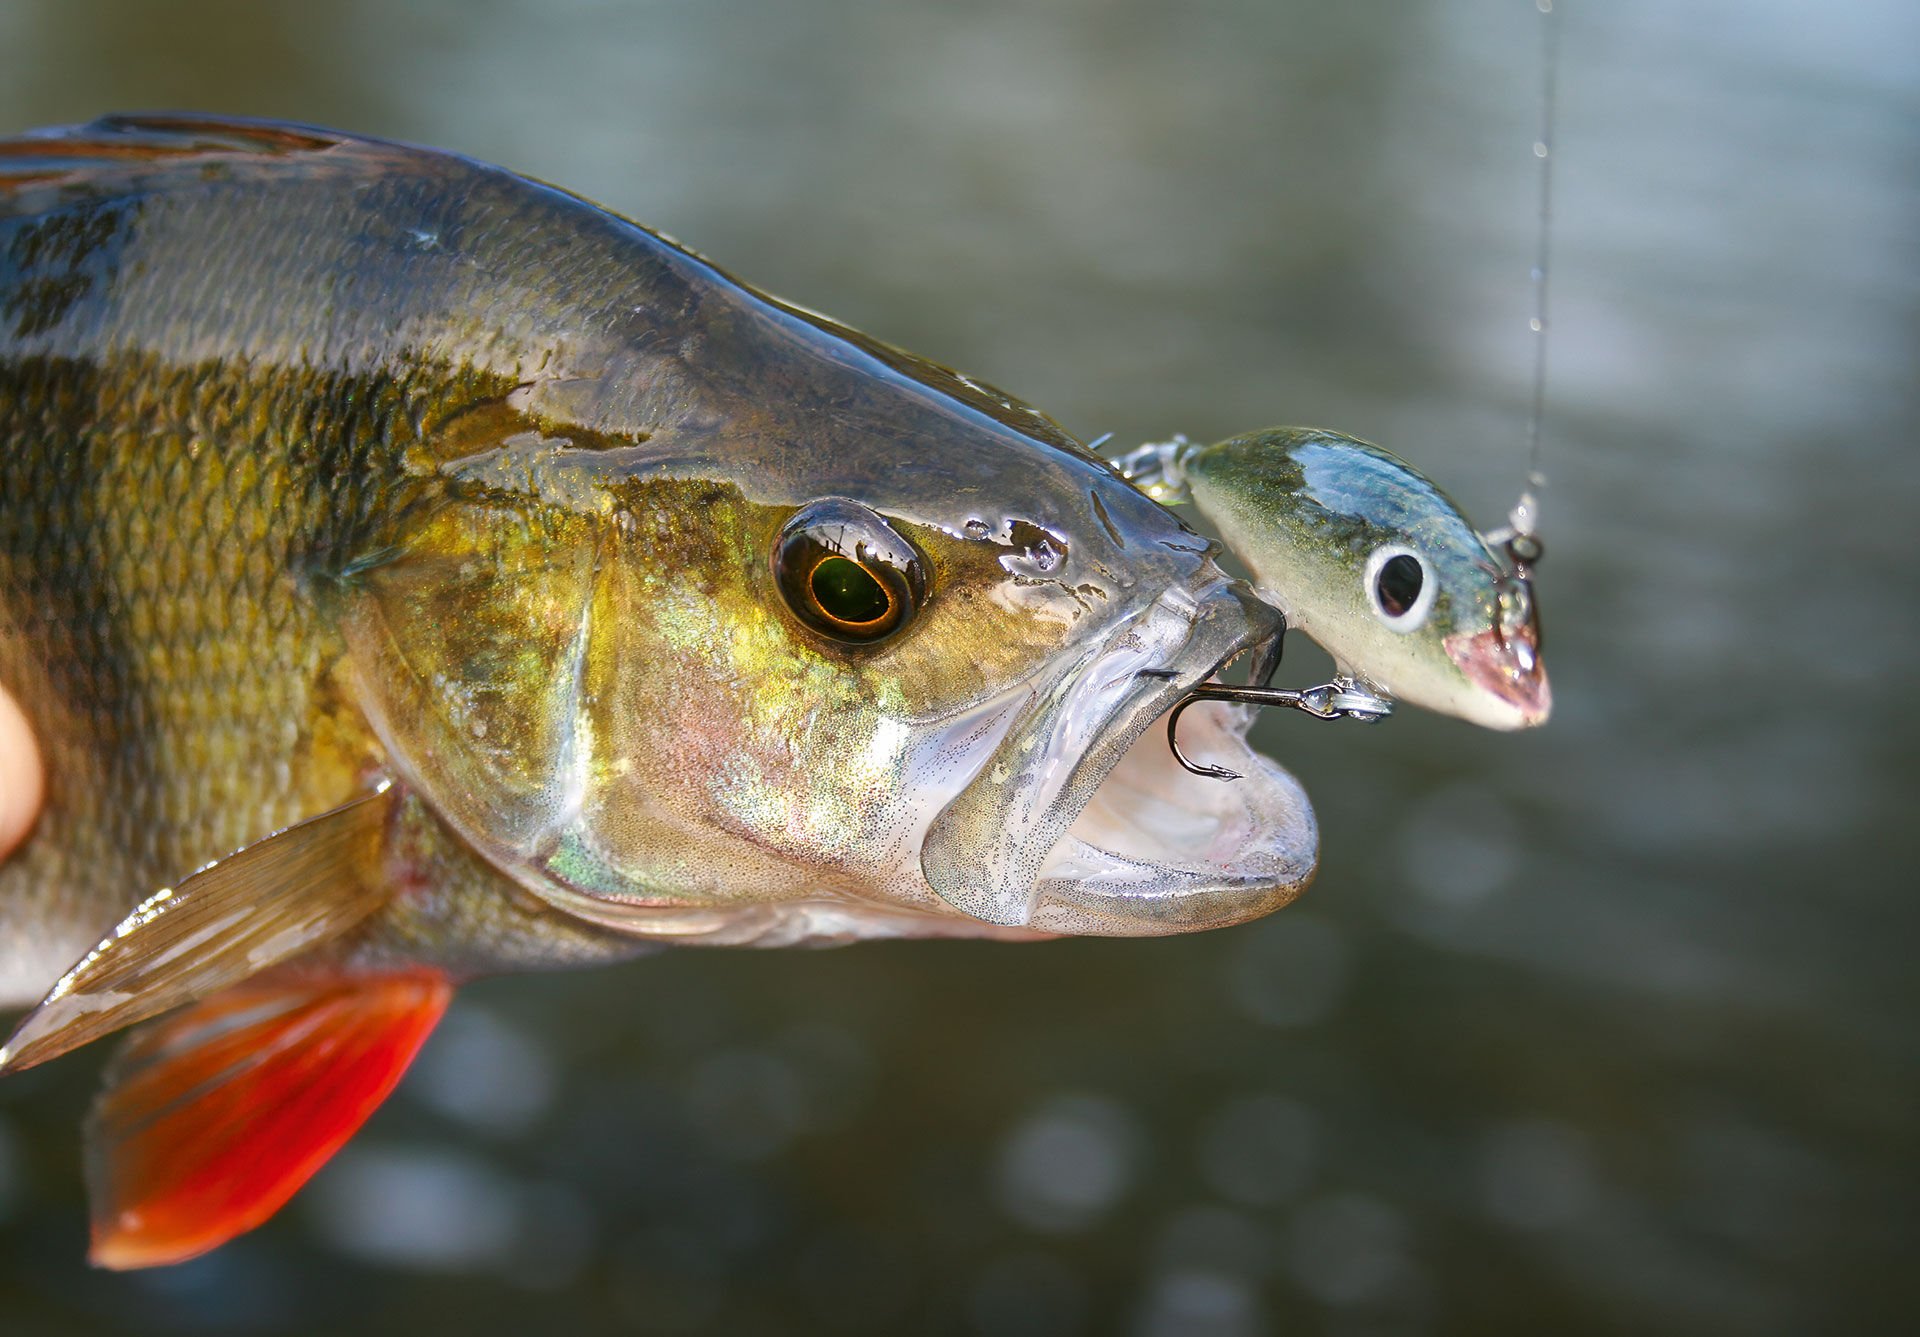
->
[1124, 428, 1549, 730]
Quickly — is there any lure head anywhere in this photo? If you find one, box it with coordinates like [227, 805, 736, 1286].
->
[1180, 428, 1551, 730]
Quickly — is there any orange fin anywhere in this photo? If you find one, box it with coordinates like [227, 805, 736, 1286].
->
[0, 786, 397, 1075]
[85, 973, 452, 1270]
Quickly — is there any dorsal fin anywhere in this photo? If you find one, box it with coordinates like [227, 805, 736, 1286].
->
[0, 114, 445, 202]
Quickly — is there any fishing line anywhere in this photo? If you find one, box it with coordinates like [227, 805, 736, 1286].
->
[1509, 0, 1559, 554]
[1144, 11, 1565, 776]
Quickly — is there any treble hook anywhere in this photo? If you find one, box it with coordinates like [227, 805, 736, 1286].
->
[1144, 621, 1395, 782]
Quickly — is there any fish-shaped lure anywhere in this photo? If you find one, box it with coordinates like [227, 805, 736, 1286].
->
[1119, 428, 1550, 731]
[0, 117, 1317, 1266]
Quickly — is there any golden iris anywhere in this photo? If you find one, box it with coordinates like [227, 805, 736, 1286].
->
[774, 500, 927, 644]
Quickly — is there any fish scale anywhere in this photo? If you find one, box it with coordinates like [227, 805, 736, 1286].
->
[0, 352, 399, 996]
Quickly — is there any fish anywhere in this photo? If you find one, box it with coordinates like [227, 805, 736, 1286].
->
[1119, 427, 1550, 731]
[0, 115, 1318, 1267]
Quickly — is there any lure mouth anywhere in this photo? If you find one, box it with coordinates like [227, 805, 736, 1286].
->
[920, 581, 1317, 933]
[1443, 619, 1551, 729]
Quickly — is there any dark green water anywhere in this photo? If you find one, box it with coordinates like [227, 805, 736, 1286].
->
[2, 2, 1914, 1333]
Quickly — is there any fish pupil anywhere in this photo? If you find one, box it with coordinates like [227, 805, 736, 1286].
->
[811, 555, 892, 625]
[1376, 554, 1423, 617]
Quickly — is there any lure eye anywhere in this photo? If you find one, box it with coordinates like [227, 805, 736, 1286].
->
[1365, 545, 1434, 632]
[774, 499, 927, 644]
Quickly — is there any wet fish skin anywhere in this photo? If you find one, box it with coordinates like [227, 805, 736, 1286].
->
[0, 116, 1319, 1265]
[1, 115, 1308, 992]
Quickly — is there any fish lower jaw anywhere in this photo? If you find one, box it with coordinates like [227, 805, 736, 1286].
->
[1028, 696, 1318, 936]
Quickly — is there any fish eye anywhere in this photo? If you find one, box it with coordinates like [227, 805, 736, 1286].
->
[1365, 545, 1434, 632]
[774, 499, 928, 644]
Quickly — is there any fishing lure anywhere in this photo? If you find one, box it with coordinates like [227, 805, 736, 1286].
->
[1117, 428, 1550, 775]
[1129, 5, 1565, 769]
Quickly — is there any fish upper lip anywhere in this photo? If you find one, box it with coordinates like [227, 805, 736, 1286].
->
[919, 579, 1313, 929]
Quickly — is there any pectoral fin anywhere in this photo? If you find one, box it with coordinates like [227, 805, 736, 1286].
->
[0, 786, 398, 1075]
[87, 972, 452, 1269]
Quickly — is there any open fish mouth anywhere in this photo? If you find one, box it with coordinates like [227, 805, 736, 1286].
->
[920, 581, 1318, 934]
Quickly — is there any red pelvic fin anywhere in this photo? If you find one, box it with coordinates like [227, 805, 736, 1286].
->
[84, 973, 453, 1270]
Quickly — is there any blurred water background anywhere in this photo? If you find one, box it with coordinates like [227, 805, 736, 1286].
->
[1, 1, 1915, 1333]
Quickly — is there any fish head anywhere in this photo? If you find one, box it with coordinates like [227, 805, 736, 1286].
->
[1182, 428, 1550, 731]
[339, 291, 1317, 946]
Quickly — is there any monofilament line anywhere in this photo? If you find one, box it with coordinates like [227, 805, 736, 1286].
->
[1513, 0, 1559, 541]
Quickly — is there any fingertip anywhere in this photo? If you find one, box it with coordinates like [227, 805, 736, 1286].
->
[0, 686, 44, 859]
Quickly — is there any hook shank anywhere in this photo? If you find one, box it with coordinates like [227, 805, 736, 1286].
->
[1159, 678, 1394, 782]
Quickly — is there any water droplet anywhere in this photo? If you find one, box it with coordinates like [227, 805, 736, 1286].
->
[995, 1094, 1140, 1232]
[1283, 1193, 1412, 1307]
[1480, 1118, 1596, 1230]
[409, 1005, 556, 1137]
[305, 1146, 522, 1272]
[1132, 1269, 1267, 1337]
[1196, 1095, 1318, 1205]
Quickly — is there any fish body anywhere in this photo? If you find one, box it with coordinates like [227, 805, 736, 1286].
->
[1124, 428, 1549, 730]
[0, 117, 1316, 1265]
